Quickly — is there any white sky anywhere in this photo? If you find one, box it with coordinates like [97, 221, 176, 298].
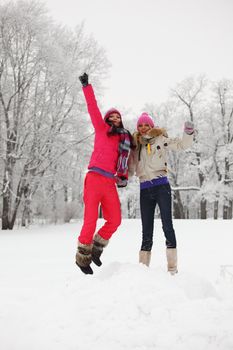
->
[44, 0, 233, 113]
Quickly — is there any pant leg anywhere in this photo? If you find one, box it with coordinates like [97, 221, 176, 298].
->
[140, 188, 156, 251]
[97, 178, 121, 240]
[78, 173, 101, 245]
[156, 184, 177, 248]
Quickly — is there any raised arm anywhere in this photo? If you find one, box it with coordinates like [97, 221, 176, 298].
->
[166, 121, 194, 151]
[79, 73, 105, 131]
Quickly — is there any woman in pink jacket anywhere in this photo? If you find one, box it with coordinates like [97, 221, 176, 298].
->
[76, 73, 132, 274]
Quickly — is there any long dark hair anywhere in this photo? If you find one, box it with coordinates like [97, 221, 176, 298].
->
[105, 119, 135, 149]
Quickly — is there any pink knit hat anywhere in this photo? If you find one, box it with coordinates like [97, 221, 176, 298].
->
[104, 108, 122, 121]
[137, 113, 155, 129]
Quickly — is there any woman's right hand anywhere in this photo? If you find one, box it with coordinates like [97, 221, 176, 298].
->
[79, 73, 89, 87]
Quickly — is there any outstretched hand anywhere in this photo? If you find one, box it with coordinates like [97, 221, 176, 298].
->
[184, 121, 194, 135]
[79, 72, 89, 87]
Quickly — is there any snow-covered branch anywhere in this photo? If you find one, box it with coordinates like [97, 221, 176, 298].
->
[171, 186, 200, 191]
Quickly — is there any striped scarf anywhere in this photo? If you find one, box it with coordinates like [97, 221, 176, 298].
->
[108, 126, 132, 185]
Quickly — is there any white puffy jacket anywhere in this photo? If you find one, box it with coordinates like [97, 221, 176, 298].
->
[128, 128, 193, 182]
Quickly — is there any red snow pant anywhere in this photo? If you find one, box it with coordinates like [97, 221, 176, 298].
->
[78, 172, 122, 245]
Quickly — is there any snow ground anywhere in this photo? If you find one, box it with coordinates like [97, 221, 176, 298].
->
[0, 219, 233, 350]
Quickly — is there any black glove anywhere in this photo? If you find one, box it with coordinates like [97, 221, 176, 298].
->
[79, 72, 89, 87]
[116, 176, 128, 188]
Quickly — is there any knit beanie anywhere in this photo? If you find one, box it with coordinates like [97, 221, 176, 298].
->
[104, 108, 122, 121]
[137, 113, 155, 129]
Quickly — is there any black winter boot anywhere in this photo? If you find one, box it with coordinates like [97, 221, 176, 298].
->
[75, 242, 93, 275]
[92, 234, 109, 266]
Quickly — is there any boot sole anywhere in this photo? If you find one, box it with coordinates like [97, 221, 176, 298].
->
[75, 262, 93, 274]
[92, 257, 102, 267]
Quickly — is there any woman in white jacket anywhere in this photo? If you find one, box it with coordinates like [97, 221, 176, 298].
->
[128, 113, 194, 274]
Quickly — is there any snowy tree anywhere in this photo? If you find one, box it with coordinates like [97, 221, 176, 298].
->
[0, 0, 109, 229]
[208, 80, 233, 219]
[169, 76, 208, 218]
[141, 77, 233, 219]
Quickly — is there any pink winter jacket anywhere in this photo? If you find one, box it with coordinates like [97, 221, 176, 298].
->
[83, 85, 120, 174]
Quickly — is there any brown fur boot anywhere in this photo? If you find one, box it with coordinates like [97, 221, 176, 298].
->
[76, 242, 93, 274]
[92, 234, 109, 266]
[139, 250, 151, 267]
[166, 248, 178, 275]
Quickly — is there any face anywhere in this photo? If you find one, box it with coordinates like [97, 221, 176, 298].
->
[108, 113, 122, 127]
[137, 123, 152, 135]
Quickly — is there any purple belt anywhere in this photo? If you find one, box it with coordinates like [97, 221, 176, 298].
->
[140, 177, 169, 190]
[88, 167, 115, 179]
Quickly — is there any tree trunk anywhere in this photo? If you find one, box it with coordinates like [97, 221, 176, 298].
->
[21, 209, 27, 227]
[223, 204, 228, 219]
[2, 170, 11, 229]
[223, 200, 232, 219]
[127, 199, 131, 219]
[2, 194, 10, 229]
[229, 200, 233, 219]
[21, 200, 32, 227]
[52, 191, 58, 224]
[173, 190, 185, 219]
[63, 185, 70, 223]
[186, 194, 190, 219]
[228, 200, 233, 219]
[64, 185, 68, 203]
[214, 200, 218, 219]
[200, 198, 207, 219]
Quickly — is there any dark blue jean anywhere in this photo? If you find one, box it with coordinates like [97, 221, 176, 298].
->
[140, 183, 177, 251]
